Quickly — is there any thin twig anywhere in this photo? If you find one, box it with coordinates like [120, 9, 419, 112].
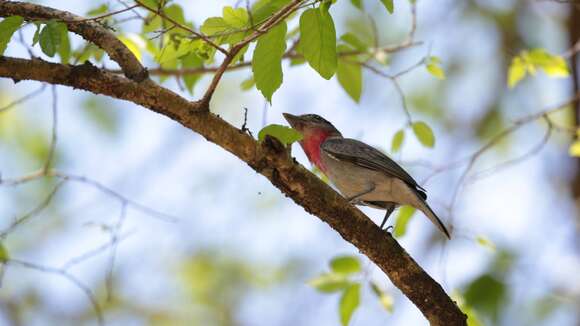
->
[0, 84, 47, 114]
[44, 85, 58, 173]
[0, 180, 66, 239]
[0, 169, 179, 222]
[106, 202, 127, 302]
[134, 0, 228, 55]
[7, 259, 104, 326]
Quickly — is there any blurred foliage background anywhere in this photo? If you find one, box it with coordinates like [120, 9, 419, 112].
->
[0, 0, 579, 325]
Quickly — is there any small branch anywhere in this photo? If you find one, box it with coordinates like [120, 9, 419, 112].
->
[6, 259, 104, 326]
[106, 203, 127, 302]
[0, 84, 46, 114]
[76, 3, 139, 22]
[200, 0, 305, 106]
[0, 180, 66, 239]
[0, 167, 179, 223]
[43, 85, 58, 173]
[0, 1, 148, 81]
[133, 0, 228, 55]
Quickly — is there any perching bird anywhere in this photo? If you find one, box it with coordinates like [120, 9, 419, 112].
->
[283, 113, 450, 239]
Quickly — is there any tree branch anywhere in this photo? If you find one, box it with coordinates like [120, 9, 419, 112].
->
[0, 55, 466, 325]
[0, 1, 148, 81]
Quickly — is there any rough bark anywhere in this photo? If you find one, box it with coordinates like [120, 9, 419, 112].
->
[0, 1, 467, 324]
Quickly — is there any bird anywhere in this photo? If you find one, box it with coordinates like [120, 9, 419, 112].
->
[283, 112, 450, 239]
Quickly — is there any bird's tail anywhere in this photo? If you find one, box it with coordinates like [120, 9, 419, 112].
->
[416, 198, 451, 239]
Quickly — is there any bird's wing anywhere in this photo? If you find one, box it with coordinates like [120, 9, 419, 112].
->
[321, 138, 426, 194]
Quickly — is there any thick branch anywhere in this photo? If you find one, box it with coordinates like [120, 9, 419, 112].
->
[0, 56, 466, 325]
[0, 1, 148, 81]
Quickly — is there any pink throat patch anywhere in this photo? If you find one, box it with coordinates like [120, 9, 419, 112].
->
[301, 130, 333, 173]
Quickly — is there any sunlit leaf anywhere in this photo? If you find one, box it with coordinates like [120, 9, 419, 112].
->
[391, 129, 405, 153]
[569, 140, 580, 157]
[299, 8, 337, 79]
[476, 235, 496, 251]
[393, 206, 416, 237]
[330, 256, 361, 275]
[426, 56, 445, 80]
[180, 52, 203, 94]
[412, 121, 435, 148]
[222, 6, 249, 28]
[252, 22, 287, 102]
[258, 124, 303, 146]
[339, 283, 360, 326]
[508, 56, 526, 88]
[118, 33, 145, 62]
[308, 272, 350, 293]
[370, 282, 394, 312]
[452, 291, 485, 326]
[0, 16, 24, 55]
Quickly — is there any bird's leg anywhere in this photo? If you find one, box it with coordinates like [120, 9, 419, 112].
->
[379, 205, 395, 229]
[345, 183, 376, 204]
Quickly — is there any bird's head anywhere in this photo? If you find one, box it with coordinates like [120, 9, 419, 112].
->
[282, 113, 342, 138]
[283, 113, 342, 170]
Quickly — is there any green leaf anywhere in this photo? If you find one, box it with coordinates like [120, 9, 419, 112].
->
[508, 49, 569, 88]
[258, 124, 303, 146]
[0, 242, 9, 263]
[156, 38, 197, 64]
[164, 4, 186, 26]
[508, 56, 526, 88]
[222, 6, 249, 28]
[32, 22, 41, 46]
[0, 16, 24, 55]
[476, 236, 496, 251]
[350, 0, 363, 10]
[252, 0, 292, 22]
[340, 33, 368, 52]
[569, 140, 580, 157]
[240, 77, 255, 91]
[426, 56, 445, 80]
[39, 21, 62, 57]
[464, 274, 506, 321]
[391, 129, 405, 153]
[86, 4, 109, 16]
[299, 8, 337, 79]
[370, 282, 394, 313]
[412, 121, 435, 148]
[379, 0, 394, 13]
[337, 55, 362, 102]
[119, 33, 144, 62]
[527, 48, 569, 77]
[308, 272, 351, 293]
[252, 22, 287, 102]
[393, 206, 416, 237]
[57, 23, 71, 64]
[180, 52, 203, 94]
[330, 256, 361, 275]
[339, 283, 361, 326]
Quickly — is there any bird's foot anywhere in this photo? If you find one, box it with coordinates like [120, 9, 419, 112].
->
[384, 226, 394, 234]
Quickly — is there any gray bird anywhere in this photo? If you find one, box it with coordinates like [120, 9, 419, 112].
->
[283, 113, 450, 239]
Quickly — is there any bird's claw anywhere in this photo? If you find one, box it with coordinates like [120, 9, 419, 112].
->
[384, 226, 394, 233]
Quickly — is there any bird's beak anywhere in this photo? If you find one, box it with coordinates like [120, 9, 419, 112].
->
[282, 112, 305, 131]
